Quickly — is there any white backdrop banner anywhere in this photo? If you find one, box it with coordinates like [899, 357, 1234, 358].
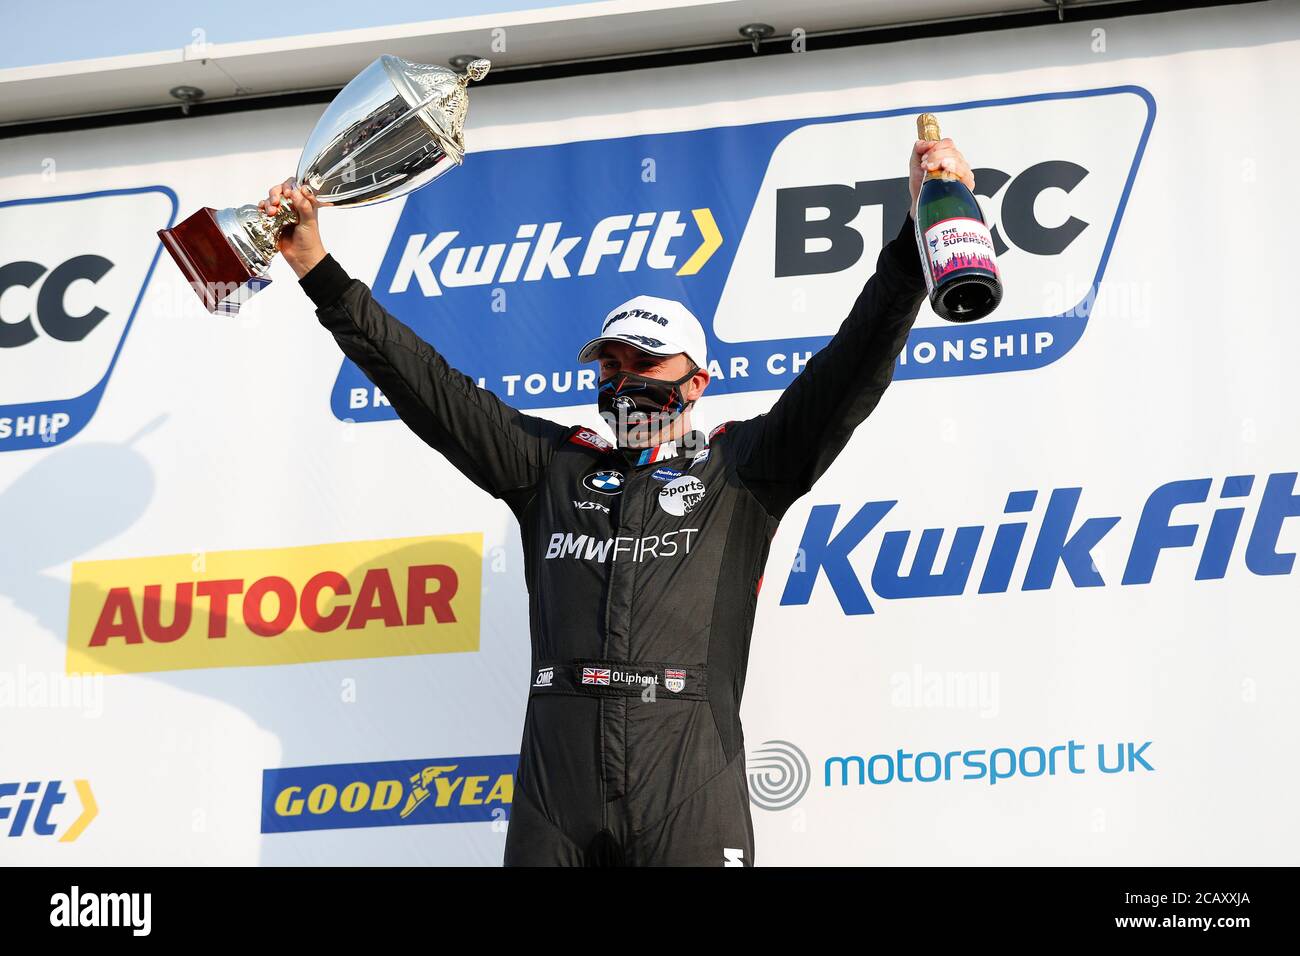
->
[1, 0, 1296, 864]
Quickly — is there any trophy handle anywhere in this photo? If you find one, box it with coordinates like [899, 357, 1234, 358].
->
[231, 176, 331, 268]
[156, 178, 308, 315]
[237, 193, 299, 266]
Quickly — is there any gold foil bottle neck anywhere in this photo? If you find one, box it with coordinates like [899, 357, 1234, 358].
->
[917, 113, 950, 182]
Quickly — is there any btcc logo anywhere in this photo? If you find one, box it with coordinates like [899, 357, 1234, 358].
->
[771, 158, 1095, 278]
[714, 90, 1148, 384]
[0, 186, 175, 451]
[0, 255, 113, 348]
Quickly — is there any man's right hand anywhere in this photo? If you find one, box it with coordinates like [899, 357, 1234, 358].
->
[259, 178, 327, 279]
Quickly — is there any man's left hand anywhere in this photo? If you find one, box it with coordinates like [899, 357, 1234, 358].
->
[909, 138, 976, 216]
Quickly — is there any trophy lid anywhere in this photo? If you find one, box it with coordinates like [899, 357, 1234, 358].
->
[297, 55, 490, 207]
[382, 54, 490, 164]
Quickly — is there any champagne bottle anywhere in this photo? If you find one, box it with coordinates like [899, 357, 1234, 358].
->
[913, 114, 1003, 322]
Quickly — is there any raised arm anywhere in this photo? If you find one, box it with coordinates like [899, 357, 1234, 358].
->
[300, 255, 571, 510]
[264, 179, 570, 514]
[731, 210, 928, 519]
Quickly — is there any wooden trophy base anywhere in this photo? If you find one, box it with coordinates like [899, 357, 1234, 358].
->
[158, 207, 272, 315]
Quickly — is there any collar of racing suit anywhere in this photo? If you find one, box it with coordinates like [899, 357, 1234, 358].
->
[618, 429, 707, 468]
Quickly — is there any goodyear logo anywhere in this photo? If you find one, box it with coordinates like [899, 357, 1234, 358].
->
[66, 533, 482, 674]
[0, 779, 97, 841]
[336, 86, 1153, 418]
[261, 755, 516, 833]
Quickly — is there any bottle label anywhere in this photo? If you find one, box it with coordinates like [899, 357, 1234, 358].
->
[916, 216, 999, 296]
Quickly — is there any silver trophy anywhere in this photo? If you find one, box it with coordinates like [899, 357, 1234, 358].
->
[159, 54, 490, 314]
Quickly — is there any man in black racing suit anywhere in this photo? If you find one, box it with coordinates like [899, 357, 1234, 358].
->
[263, 135, 974, 866]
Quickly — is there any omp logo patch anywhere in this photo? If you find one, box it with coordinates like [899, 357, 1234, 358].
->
[0, 187, 176, 451]
[569, 428, 613, 452]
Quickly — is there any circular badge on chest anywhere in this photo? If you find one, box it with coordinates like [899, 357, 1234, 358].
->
[582, 469, 625, 495]
[658, 475, 707, 516]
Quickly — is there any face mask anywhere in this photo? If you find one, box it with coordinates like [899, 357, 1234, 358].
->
[598, 365, 698, 445]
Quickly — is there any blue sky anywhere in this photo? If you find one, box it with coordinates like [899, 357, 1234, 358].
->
[2, 0, 599, 69]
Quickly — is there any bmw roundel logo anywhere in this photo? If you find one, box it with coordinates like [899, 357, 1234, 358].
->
[613, 395, 636, 411]
[583, 469, 625, 495]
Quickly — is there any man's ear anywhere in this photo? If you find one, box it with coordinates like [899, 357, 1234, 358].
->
[688, 365, 710, 401]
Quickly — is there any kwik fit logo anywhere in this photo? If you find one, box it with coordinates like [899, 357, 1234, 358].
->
[0, 188, 176, 452]
[781, 470, 1299, 615]
[0, 779, 97, 841]
[334, 86, 1153, 419]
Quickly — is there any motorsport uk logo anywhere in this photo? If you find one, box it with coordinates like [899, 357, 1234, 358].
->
[781, 470, 1299, 615]
[261, 755, 515, 833]
[334, 86, 1153, 419]
[0, 187, 176, 452]
[747, 737, 1153, 811]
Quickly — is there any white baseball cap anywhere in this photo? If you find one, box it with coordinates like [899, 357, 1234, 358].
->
[576, 294, 708, 370]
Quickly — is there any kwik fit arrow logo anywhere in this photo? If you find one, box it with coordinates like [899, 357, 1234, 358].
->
[386, 208, 723, 296]
[0, 779, 97, 841]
